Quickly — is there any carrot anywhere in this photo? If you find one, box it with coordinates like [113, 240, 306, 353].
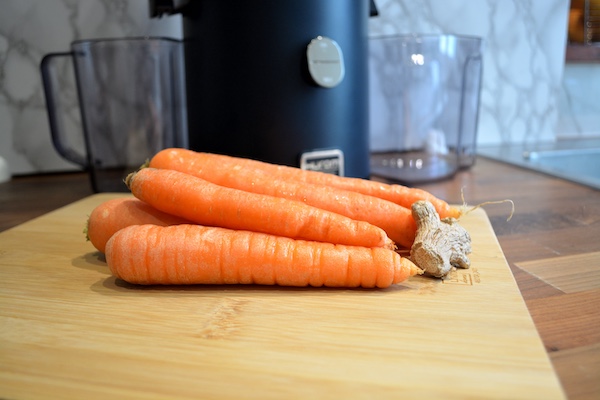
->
[106, 224, 421, 287]
[86, 197, 190, 253]
[150, 148, 461, 219]
[150, 148, 418, 248]
[125, 167, 395, 249]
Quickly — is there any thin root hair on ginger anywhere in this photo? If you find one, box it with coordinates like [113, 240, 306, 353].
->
[459, 186, 515, 222]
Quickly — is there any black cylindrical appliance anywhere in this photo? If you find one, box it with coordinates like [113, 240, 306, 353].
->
[151, 0, 374, 178]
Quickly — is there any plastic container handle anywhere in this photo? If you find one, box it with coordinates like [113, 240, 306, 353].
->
[457, 52, 483, 167]
[40, 51, 88, 168]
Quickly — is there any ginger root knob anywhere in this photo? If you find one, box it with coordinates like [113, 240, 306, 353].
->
[410, 200, 472, 278]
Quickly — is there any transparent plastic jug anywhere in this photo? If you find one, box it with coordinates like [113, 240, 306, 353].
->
[41, 37, 187, 192]
[369, 34, 483, 183]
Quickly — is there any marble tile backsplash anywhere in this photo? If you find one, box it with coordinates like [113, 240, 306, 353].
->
[368, 0, 571, 148]
[557, 64, 600, 138]
[0, 0, 591, 176]
[0, 0, 182, 175]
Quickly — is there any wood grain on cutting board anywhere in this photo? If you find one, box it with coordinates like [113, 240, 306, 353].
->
[0, 194, 565, 399]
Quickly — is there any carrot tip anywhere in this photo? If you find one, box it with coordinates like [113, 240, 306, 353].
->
[124, 171, 136, 189]
[124, 160, 150, 189]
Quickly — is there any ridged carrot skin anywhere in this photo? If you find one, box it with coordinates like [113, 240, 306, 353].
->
[106, 224, 421, 288]
[86, 197, 190, 253]
[150, 148, 461, 219]
[126, 167, 395, 249]
[150, 148, 417, 248]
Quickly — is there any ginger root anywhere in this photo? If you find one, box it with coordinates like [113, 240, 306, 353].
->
[409, 200, 472, 278]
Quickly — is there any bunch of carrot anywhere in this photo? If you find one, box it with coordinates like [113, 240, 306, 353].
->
[88, 148, 462, 288]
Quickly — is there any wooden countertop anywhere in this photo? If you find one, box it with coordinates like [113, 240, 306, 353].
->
[1, 158, 598, 399]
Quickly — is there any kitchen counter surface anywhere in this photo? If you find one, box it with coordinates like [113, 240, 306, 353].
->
[1, 157, 598, 399]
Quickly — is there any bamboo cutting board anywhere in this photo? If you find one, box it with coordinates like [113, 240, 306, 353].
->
[0, 194, 565, 399]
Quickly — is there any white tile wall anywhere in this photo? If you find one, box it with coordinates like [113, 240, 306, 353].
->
[0, 0, 181, 175]
[557, 64, 600, 138]
[1, 0, 594, 176]
[368, 0, 571, 146]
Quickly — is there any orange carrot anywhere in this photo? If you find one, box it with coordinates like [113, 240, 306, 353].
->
[150, 148, 461, 219]
[86, 197, 190, 253]
[125, 167, 395, 249]
[150, 148, 418, 248]
[106, 224, 421, 287]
